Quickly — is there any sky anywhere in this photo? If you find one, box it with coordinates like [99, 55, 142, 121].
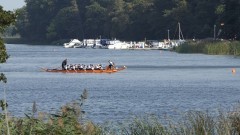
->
[0, 0, 25, 11]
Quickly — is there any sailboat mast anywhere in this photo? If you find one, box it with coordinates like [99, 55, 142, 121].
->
[168, 29, 170, 41]
[178, 22, 181, 40]
[178, 22, 184, 40]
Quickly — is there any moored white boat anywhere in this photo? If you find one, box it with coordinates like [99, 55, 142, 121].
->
[82, 39, 108, 49]
[158, 40, 173, 50]
[108, 40, 132, 49]
[63, 39, 82, 48]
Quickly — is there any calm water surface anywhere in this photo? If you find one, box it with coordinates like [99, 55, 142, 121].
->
[1, 44, 240, 123]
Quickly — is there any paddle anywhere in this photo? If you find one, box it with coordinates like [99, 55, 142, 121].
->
[73, 68, 77, 73]
[61, 65, 69, 73]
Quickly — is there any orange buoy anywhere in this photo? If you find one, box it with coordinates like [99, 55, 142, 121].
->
[232, 68, 236, 73]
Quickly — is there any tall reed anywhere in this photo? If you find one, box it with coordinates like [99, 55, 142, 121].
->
[175, 40, 240, 56]
[122, 116, 169, 135]
[3, 90, 240, 134]
[0, 89, 103, 135]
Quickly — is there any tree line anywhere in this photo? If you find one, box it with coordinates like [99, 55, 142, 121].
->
[13, 0, 240, 44]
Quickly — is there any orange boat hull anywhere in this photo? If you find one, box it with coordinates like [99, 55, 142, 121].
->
[41, 66, 126, 73]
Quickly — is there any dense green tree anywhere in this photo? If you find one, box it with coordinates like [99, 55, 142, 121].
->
[0, 6, 16, 82]
[216, 0, 240, 40]
[75, 0, 91, 39]
[186, 0, 219, 39]
[84, 1, 108, 39]
[126, 0, 154, 40]
[47, 0, 81, 40]
[14, 0, 240, 43]
[25, 0, 52, 41]
[15, 7, 29, 38]
[163, 0, 195, 39]
[0, 7, 15, 34]
[149, 0, 174, 40]
[108, 0, 130, 39]
[0, 6, 15, 62]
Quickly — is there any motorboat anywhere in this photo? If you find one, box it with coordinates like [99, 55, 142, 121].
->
[63, 39, 82, 48]
[82, 39, 109, 49]
[108, 40, 132, 49]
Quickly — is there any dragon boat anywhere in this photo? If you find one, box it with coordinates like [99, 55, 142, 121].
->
[41, 66, 127, 73]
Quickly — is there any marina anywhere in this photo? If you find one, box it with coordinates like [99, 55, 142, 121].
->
[63, 23, 185, 50]
[63, 38, 182, 50]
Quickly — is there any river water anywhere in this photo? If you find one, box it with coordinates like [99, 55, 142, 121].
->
[1, 44, 240, 123]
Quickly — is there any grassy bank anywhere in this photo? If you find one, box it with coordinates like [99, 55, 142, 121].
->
[1, 90, 240, 134]
[174, 40, 240, 55]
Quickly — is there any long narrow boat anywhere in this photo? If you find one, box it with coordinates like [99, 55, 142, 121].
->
[41, 66, 127, 73]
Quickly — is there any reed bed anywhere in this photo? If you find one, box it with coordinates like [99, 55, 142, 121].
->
[1, 90, 240, 135]
[174, 40, 240, 56]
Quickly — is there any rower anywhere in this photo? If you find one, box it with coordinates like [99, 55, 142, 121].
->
[94, 64, 101, 70]
[99, 64, 103, 69]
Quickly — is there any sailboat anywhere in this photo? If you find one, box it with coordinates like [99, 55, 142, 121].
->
[172, 22, 186, 47]
[157, 22, 185, 49]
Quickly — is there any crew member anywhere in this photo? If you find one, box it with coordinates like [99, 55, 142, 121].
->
[108, 60, 114, 69]
[62, 59, 67, 70]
